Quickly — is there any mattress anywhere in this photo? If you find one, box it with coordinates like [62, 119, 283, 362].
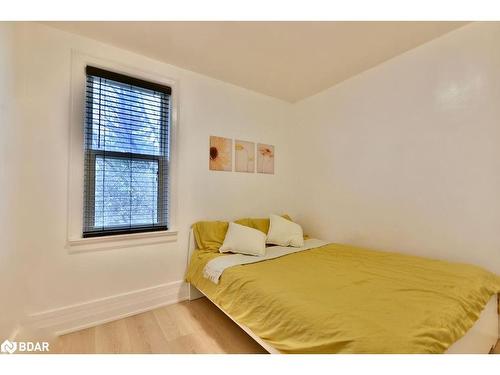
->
[185, 242, 500, 353]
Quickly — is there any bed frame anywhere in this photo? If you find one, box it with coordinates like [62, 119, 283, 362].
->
[187, 229, 499, 354]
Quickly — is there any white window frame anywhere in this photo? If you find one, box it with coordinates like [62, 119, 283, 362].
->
[67, 51, 178, 253]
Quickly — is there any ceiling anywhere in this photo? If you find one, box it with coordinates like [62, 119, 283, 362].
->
[45, 21, 469, 102]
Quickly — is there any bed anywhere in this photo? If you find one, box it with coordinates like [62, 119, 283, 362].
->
[186, 229, 500, 354]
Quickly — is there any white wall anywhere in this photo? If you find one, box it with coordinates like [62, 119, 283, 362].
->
[292, 22, 500, 274]
[0, 22, 24, 339]
[8, 22, 297, 334]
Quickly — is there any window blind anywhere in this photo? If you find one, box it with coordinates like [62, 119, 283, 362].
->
[83, 66, 171, 237]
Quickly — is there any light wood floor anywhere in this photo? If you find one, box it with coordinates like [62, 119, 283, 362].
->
[51, 297, 266, 354]
[51, 297, 500, 354]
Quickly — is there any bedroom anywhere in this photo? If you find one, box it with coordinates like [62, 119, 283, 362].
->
[1, 0, 500, 373]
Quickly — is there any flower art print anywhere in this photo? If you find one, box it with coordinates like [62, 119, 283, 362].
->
[257, 143, 274, 174]
[235, 140, 255, 173]
[209, 136, 232, 171]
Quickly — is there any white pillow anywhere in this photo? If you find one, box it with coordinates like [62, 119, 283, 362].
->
[266, 214, 304, 247]
[219, 222, 266, 256]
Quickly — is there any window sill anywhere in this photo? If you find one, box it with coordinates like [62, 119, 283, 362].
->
[67, 228, 178, 254]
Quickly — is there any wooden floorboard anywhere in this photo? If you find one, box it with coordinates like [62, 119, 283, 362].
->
[50, 297, 500, 354]
[50, 297, 266, 354]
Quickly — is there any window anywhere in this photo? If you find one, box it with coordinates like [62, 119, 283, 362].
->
[83, 66, 171, 237]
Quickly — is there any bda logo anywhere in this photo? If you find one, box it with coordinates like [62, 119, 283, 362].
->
[1, 339, 17, 354]
[0, 339, 49, 354]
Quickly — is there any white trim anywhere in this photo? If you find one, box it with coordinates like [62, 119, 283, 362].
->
[67, 228, 178, 253]
[27, 280, 188, 336]
[67, 50, 179, 253]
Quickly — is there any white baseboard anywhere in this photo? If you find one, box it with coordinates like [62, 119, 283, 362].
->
[27, 281, 188, 336]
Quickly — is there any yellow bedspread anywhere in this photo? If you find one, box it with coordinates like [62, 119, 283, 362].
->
[186, 243, 500, 353]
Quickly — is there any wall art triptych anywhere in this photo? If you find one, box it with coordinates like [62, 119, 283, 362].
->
[209, 136, 274, 174]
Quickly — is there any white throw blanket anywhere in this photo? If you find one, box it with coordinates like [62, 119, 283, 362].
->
[203, 238, 328, 284]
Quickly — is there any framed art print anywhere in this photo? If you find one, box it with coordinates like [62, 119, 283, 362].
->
[209, 136, 232, 171]
[257, 143, 274, 174]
